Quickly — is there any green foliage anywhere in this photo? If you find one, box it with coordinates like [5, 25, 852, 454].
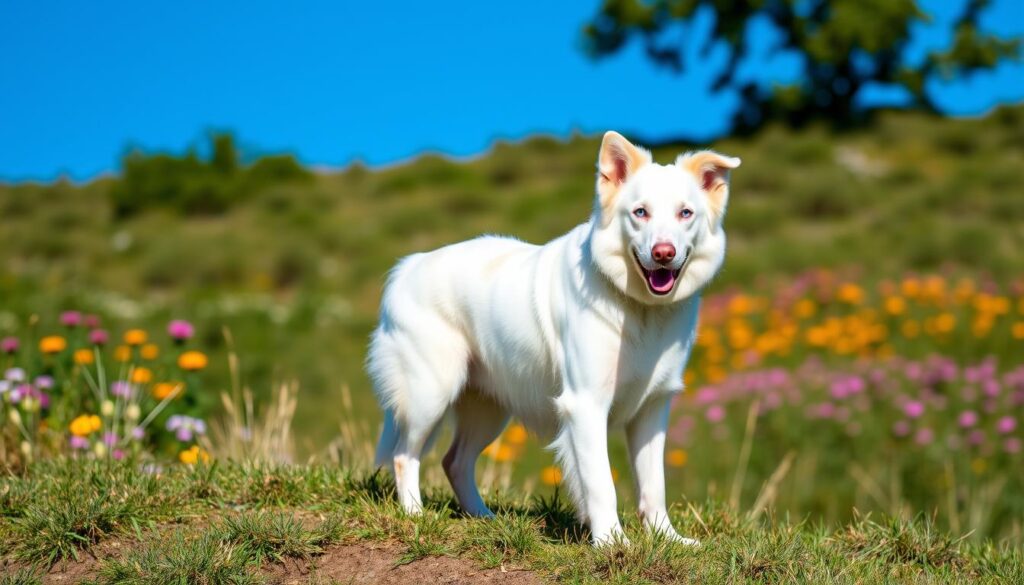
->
[583, 0, 1021, 130]
[97, 530, 263, 585]
[109, 133, 310, 217]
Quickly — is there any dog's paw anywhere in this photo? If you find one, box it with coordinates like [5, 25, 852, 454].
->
[666, 531, 700, 547]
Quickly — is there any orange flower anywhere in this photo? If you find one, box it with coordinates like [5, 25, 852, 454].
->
[123, 329, 148, 346]
[131, 367, 153, 384]
[152, 382, 184, 400]
[69, 414, 101, 437]
[179, 445, 210, 465]
[39, 336, 67, 354]
[177, 351, 208, 372]
[504, 423, 528, 445]
[884, 296, 906, 316]
[666, 449, 688, 467]
[140, 343, 159, 360]
[837, 283, 865, 305]
[540, 466, 562, 486]
[73, 348, 95, 365]
[114, 345, 132, 362]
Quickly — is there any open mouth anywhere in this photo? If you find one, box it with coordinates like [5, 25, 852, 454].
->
[632, 250, 682, 296]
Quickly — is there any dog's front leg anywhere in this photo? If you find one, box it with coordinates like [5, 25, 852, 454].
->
[553, 391, 624, 545]
[626, 393, 699, 546]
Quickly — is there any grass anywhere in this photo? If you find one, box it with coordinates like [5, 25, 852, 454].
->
[1, 460, 1022, 583]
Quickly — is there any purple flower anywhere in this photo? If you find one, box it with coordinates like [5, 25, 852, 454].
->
[166, 415, 207, 442]
[103, 431, 118, 447]
[69, 435, 89, 450]
[89, 329, 109, 346]
[997, 416, 1017, 434]
[1, 337, 18, 354]
[34, 375, 54, 390]
[903, 401, 925, 419]
[60, 311, 83, 327]
[130, 426, 145, 440]
[958, 410, 979, 428]
[167, 320, 195, 342]
[0, 381, 10, 395]
[110, 381, 134, 398]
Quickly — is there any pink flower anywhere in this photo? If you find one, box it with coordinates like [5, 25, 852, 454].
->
[84, 314, 101, 328]
[110, 381, 134, 398]
[89, 329, 109, 345]
[705, 405, 726, 423]
[914, 427, 934, 446]
[0, 337, 18, 354]
[892, 420, 911, 437]
[103, 431, 118, 446]
[60, 311, 83, 327]
[1005, 438, 1022, 454]
[903, 401, 925, 419]
[958, 410, 979, 428]
[997, 416, 1016, 434]
[167, 320, 195, 342]
[69, 435, 89, 450]
[967, 429, 986, 446]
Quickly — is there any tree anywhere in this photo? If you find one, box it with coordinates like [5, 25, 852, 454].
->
[582, 0, 1020, 131]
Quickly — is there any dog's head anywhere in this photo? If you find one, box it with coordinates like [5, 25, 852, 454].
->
[589, 131, 740, 306]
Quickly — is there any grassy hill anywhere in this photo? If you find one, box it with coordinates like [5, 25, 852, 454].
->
[2, 105, 1022, 449]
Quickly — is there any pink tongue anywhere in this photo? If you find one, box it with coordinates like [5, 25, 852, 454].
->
[647, 268, 676, 293]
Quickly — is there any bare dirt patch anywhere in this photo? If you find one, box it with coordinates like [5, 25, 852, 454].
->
[264, 541, 543, 585]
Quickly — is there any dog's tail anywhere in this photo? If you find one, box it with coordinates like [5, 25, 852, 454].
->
[374, 408, 399, 469]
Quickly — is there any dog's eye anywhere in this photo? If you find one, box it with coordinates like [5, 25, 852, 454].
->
[632, 207, 648, 219]
[679, 208, 694, 220]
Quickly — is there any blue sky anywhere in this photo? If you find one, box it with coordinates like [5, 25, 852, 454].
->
[1, 0, 1021, 181]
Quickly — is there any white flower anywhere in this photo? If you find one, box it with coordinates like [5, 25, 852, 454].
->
[100, 400, 115, 416]
[125, 404, 141, 420]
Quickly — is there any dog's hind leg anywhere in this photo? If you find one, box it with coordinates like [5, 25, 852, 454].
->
[442, 390, 509, 517]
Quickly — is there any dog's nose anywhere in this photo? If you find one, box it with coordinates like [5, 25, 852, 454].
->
[651, 243, 676, 264]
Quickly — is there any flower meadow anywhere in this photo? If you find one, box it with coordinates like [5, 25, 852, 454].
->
[0, 313, 212, 467]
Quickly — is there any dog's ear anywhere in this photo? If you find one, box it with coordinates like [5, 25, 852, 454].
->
[676, 150, 741, 232]
[597, 131, 651, 214]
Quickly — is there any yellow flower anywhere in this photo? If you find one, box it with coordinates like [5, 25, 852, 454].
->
[73, 348, 95, 365]
[114, 344, 132, 362]
[178, 351, 208, 372]
[837, 283, 865, 305]
[179, 445, 210, 465]
[794, 298, 816, 319]
[901, 277, 922, 298]
[123, 329, 148, 346]
[152, 382, 183, 401]
[485, 443, 516, 462]
[69, 414, 101, 437]
[39, 335, 67, 354]
[666, 449, 688, 467]
[935, 312, 956, 334]
[131, 367, 153, 384]
[884, 296, 906, 316]
[140, 343, 159, 360]
[540, 465, 562, 486]
[1013, 322, 1024, 340]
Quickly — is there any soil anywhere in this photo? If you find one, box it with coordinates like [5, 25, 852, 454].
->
[263, 541, 542, 585]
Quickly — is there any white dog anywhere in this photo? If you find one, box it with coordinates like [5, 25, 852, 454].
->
[367, 132, 739, 544]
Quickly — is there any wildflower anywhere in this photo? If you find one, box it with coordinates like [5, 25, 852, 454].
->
[903, 401, 925, 419]
[884, 296, 906, 315]
[20, 441, 31, 460]
[505, 423, 528, 445]
[140, 344, 159, 360]
[60, 311, 83, 327]
[1, 337, 18, 354]
[89, 329, 110, 345]
[4, 368, 26, 382]
[1005, 438, 1022, 454]
[997, 416, 1016, 434]
[666, 449, 688, 467]
[131, 367, 153, 384]
[69, 435, 89, 450]
[39, 335, 67, 354]
[123, 329, 147, 346]
[167, 320, 195, 342]
[34, 375, 54, 390]
[114, 344, 131, 361]
[152, 382, 183, 401]
[167, 415, 206, 442]
[130, 426, 145, 440]
[540, 465, 562, 486]
[125, 404, 141, 421]
[837, 283, 865, 305]
[110, 381, 134, 398]
[0, 381, 9, 395]
[100, 400, 115, 416]
[179, 445, 211, 465]
[8, 409, 22, 426]
[93, 442, 107, 458]
[705, 405, 726, 423]
[178, 350, 208, 372]
[69, 414, 102, 436]
[102, 431, 118, 447]
[958, 410, 979, 428]
[84, 314, 101, 328]
[914, 427, 934, 446]
[74, 348, 95, 365]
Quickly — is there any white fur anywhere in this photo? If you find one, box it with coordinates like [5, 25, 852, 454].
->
[367, 132, 739, 545]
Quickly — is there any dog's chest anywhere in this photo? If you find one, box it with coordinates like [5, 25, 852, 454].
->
[609, 309, 694, 418]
